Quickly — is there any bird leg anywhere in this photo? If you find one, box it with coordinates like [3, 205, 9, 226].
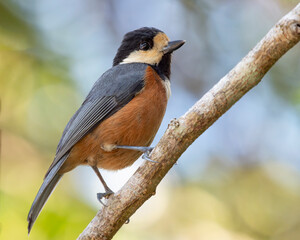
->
[91, 166, 114, 205]
[115, 145, 158, 163]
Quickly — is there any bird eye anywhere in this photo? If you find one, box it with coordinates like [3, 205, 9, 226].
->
[139, 42, 150, 50]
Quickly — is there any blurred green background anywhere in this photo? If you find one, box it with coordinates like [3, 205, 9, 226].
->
[1, 0, 300, 239]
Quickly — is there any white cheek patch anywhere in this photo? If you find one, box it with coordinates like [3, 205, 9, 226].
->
[121, 50, 163, 65]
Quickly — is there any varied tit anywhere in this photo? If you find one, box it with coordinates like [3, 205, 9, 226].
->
[27, 27, 185, 233]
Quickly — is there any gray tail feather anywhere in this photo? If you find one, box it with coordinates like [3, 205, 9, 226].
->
[27, 155, 68, 234]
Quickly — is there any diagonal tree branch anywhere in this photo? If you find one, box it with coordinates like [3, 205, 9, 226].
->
[78, 4, 300, 240]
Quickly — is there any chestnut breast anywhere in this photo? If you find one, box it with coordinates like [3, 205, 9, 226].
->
[61, 66, 168, 172]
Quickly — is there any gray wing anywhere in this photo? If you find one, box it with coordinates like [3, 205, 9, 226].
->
[45, 63, 148, 177]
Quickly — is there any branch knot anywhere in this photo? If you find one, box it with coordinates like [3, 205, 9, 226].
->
[168, 118, 180, 130]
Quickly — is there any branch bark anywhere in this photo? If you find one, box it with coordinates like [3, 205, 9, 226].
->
[78, 4, 300, 240]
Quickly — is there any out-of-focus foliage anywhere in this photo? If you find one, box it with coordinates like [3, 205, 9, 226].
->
[0, 1, 87, 239]
[1, 0, 300, 239]
[0, 1, 80, 150]
[1, 131, 95, 239]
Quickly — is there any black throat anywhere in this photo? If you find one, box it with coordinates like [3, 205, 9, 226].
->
[153, 53, 172, 80]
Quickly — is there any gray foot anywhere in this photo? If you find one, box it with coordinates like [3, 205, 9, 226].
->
[97, 189, 114, 206]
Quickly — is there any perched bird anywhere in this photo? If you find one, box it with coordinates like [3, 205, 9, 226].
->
[27, 27, 185, 233]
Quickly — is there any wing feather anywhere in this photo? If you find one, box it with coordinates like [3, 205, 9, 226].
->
[45, 63, 147, 177]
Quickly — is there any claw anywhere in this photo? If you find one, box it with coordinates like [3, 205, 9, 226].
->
[142, 150, 158, 163]
[97, 189, 114, 206]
